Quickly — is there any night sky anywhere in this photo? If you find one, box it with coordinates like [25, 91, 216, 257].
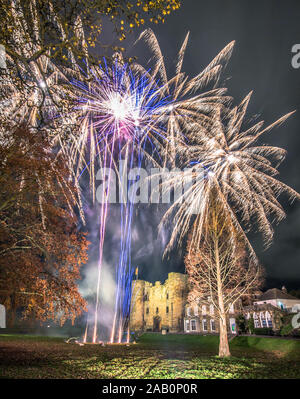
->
[82, 0, 300, 294]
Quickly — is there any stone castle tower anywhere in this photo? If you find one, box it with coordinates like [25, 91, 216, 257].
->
[130, 272, 188, 333]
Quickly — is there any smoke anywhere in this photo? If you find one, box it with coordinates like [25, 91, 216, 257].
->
[79, 258, 117, 341]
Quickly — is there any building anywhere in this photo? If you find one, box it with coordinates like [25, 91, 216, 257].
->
[130, 273, 300, 334]
[130, 272, 188, 333]
[241, 303, 284, 331]
[130, 272, 238, 334]
[184, 301, 240, 335]
[253, 287, 300, 312]
[240, 288, 300, 331]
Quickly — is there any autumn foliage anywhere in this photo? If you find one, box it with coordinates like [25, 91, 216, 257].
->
[0, 125, 89, 327]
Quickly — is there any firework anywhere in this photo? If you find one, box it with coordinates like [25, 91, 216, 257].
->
[70, 56, 170, 342]
[0, 0, 86, 132]
[136, 29, 234, 166]
[160, 93, 300, 258]
[68, 30, 236, 342]
[69, 31, 235, 184]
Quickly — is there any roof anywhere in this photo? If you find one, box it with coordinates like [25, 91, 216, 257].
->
[257, 288, 298, 302]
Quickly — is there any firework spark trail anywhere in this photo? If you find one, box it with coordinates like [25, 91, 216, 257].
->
[110, 146, 132, 343]
[68, 32, 235, 342]
[159, 95, 300, 260]
[111, 143, 140, 343]
[92, 135, 116, 343]
[72, 59, 171, 343]
[83, 318, 89, 344]
[0, 0, 86, 135]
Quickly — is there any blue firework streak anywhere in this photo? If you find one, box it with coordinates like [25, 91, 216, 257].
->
[71, 57, 172, 176]
[71, 56, 173, 342]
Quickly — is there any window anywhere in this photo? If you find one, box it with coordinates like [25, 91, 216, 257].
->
[202, 319, 208, 331]
[156, 307, 159, 314]
[191, 320, 197, 331]
[210, 319, 216, 331]
[265, 311, 273, 328]
[187, 307, 191, 316]
[253, 313, 260, 328]
[146, 307, 149, 314]
[202, 305, 206, 315]
[229, 303, 234, 313]
[166, 306, 169, 314]
[260, 312, 267, 327]
[194, 306, 199, 316]
[210, 305, 214, 315]
[144, 294, 148, 301]
[166, 293, 169, 300]
[185, 320, 190, 332]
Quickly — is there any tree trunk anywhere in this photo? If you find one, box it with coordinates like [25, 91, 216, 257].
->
[219, 314, 231, 357]
[214, 226, 231, 358]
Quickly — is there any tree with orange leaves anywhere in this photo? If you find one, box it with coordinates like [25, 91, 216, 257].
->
[0, 124, 89, 327]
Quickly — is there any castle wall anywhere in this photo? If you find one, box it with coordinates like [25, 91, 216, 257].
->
[130, 280, 145, 331]
[130, 272, 188, 333]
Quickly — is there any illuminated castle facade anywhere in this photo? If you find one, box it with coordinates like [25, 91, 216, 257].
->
[130, 272, 188, 333]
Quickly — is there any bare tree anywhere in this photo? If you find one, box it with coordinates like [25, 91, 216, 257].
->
[185, 197, 263, 357]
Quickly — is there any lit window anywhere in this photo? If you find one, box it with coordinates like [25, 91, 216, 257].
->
[185, 320, 190, 332]
[191, 320, 197, 331]
[260, 312, 267, 327]
[253, 313, 260, 328]
[266, 312, 273, 328]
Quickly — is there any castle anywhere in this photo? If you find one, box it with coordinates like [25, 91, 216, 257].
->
[130, 272, 188, 333]
[130, 272, 300, 335]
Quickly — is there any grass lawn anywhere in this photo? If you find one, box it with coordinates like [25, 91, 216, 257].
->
[0, 333, 300, 379]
